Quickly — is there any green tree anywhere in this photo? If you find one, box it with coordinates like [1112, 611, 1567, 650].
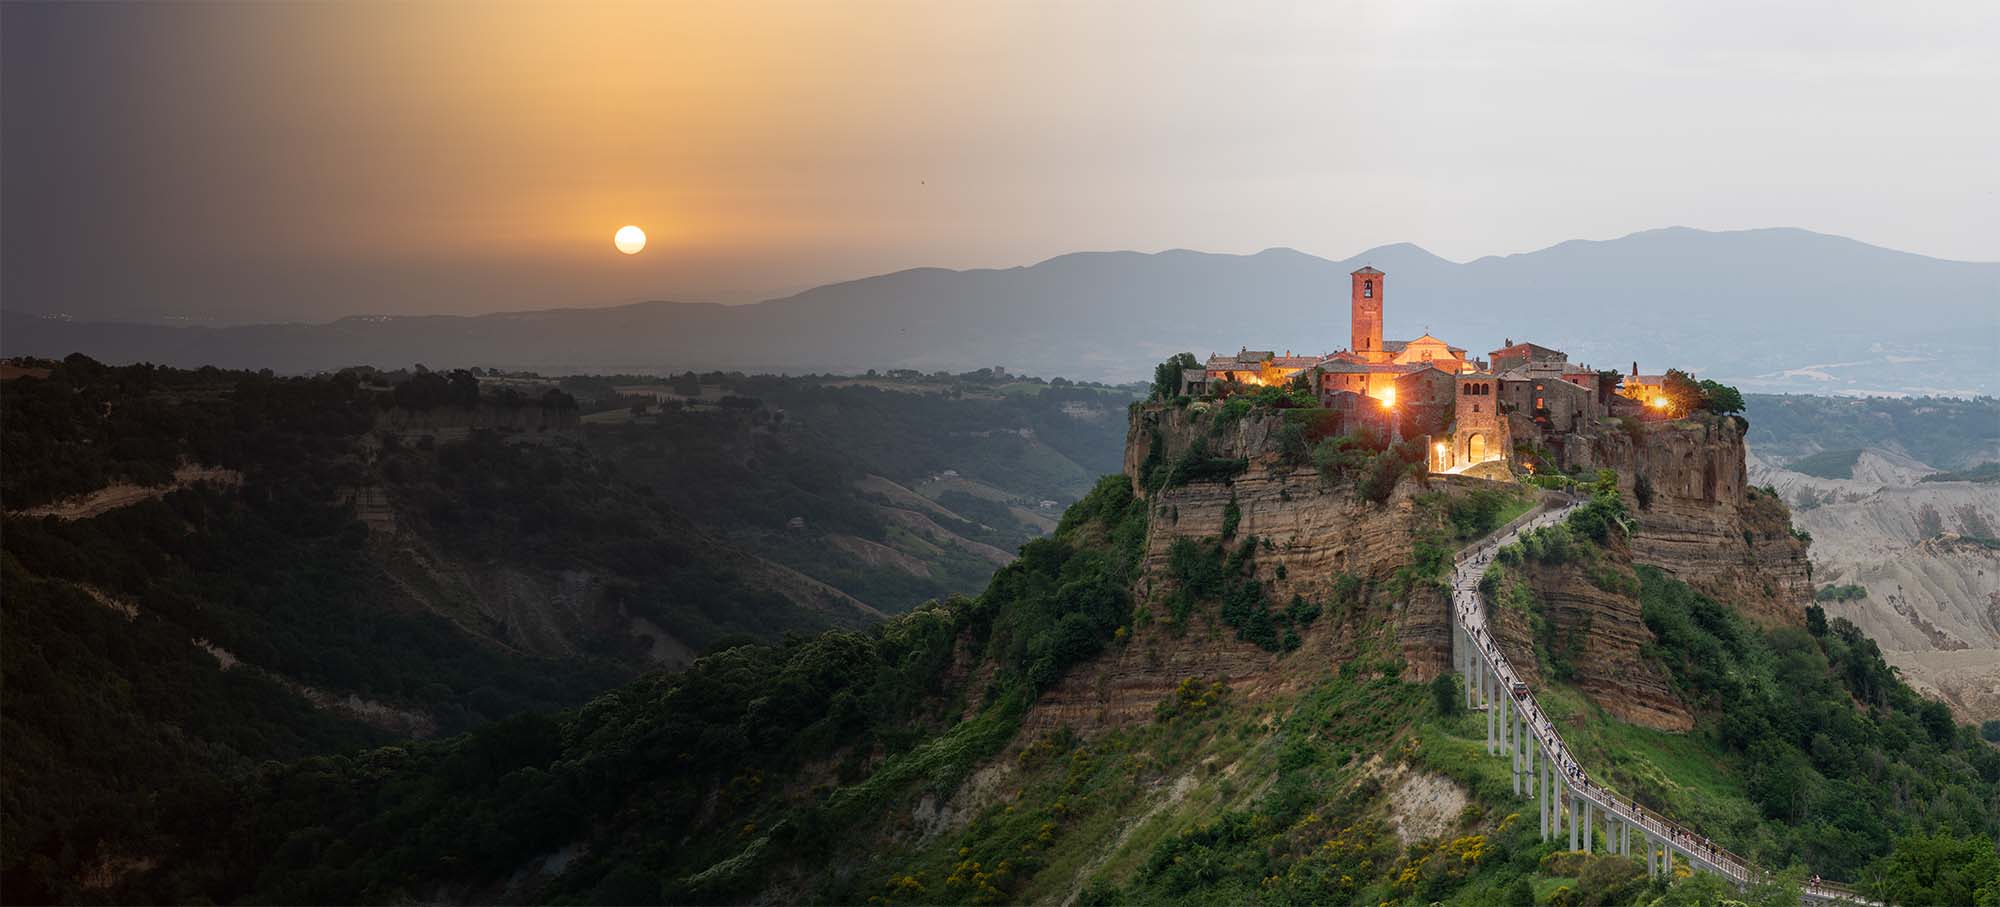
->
[1661, 369, 1705, 417]
[1697, 378, 1746, 414]
[1864, 832, 2000, 907]
[1152, 353, 1200, 400]
[1430, 674, 1460, 717]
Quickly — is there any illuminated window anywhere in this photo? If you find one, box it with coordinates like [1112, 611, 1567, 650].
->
[1363, 280, 1373, 298]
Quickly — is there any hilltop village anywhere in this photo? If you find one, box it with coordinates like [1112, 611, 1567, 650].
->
[1179, 268, 1680, 476]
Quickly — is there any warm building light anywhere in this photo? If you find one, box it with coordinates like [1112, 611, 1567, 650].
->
[1435, 442, 1447, 455]
[1378, 387, 1396, 409]
[1650, 397, 1667, 409]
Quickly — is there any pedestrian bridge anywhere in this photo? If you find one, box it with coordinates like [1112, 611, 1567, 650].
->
[1449, 494, 1876, 907]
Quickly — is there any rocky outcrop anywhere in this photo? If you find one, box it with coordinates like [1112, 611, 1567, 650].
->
[1027, 405, 1501, 734]
[1494, 559, 1693, 732]
[1584, 417, 1812, 626]
[1052, 403, 1795, 737]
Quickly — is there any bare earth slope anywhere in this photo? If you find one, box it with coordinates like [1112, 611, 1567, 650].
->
[1749, 448, 2000, 721]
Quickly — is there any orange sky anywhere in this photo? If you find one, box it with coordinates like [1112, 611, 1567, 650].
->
[4, 1, 1995, 322]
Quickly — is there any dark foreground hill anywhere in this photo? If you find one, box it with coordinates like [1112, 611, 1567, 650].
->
[0, 358, 1143, 900]
[6, 227, 1995, 395]
[7, 372, 1996, 905]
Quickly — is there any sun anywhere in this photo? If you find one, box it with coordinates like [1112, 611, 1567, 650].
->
[614, 225, 646, 255]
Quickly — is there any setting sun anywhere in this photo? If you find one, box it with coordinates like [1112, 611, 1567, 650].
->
[614, 225, 646, 255]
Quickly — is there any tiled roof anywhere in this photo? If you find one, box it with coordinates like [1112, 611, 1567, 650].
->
[1351, 266, 1383, 275]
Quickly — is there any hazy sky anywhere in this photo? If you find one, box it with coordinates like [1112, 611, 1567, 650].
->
[4, 1, 1995, 323]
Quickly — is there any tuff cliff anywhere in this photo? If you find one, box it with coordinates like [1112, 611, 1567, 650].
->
[1049, 402, 1806, 736]
[1031, 403, 1504, 734]
[1577, 416, 1812, 626]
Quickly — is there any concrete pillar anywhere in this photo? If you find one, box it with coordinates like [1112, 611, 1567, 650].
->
[1483, 679, 1493, 752]
[1529, 731, 1539, 799]
[1538, 755, 1549, 841]
[1621, 821, 1630, 857]
[1461, 629, 1474, 709]
[1568, 791, 1579, 851]
[1510, 706, 1521, 796]
[1645, 835, 1656, 878]
[1583, 800, 1593, 853]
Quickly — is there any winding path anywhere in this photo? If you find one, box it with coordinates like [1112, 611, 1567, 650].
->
[1448, 493, 1873, 906]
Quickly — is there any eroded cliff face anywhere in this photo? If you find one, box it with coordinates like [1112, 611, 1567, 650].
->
[1490, 557, 1694, 731]
[1041, 403, 1802, 737]
[1030, 405, 1470, 734]
[1583, 417, 1812, 626]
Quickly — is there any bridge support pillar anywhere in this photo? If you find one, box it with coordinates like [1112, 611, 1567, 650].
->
[1583, 799, 1593, 852]
[1528, 731, 1538, 799]
[1484, 668, 1496, 754]
[1567, 790, 1579, 851]
[1510, 704, 1521, 796]
[1620, 820, 1629, 857]
[1645, 835, 1656, 878]
[1460, 628, 1474, 710]
[1538, 755, 1549, 840]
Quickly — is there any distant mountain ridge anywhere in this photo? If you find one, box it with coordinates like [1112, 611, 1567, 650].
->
[6, 227, 1995, 393]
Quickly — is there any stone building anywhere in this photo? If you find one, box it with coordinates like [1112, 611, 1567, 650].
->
[1447, 372, 1507, 471]
[1181, 265, 1692, 476]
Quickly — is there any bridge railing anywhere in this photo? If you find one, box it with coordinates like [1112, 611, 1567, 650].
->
[1451, 498, 1880, 906]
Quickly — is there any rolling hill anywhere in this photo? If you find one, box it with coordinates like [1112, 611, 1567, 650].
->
[6, 227, 1995, 395]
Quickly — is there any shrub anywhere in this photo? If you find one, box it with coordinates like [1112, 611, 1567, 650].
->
[1814, 584, 1866, 602]
[1430, 674, 1460, 717]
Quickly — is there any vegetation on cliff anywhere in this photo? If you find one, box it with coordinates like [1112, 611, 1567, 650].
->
[7, 360, 1997, 905]
[0, 358, 1145, 901]
[1477, 492, 2000, 902]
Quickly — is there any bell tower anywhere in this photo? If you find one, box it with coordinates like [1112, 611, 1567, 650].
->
[1350, 267, 1386, 364]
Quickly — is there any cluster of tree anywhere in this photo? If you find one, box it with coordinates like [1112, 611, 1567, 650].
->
[47, 473, 1148, 904]
[1311, 428, 1428, 505]
[1640, 574, 2000, 885]
[1660, 368, 1747, 417]
[1744, 394, 1999, 472]
[1150, 352, 1201, 400]
[1785, 447, 1866, 480]
[587, 376, 1134, 611]
[1813, 583, 1868, 602]
[0, 355, 378, 508]
[1920, 461, 2000, 484]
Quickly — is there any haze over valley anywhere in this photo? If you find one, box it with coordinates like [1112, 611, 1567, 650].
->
[8, 226, 1995, 398]
[5, 2, 1999, 905]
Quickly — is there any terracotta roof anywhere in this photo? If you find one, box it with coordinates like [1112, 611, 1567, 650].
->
[1351, 266, 1383, 275]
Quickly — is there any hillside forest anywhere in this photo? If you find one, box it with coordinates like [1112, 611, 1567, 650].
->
[1, 356, 1995, 905]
